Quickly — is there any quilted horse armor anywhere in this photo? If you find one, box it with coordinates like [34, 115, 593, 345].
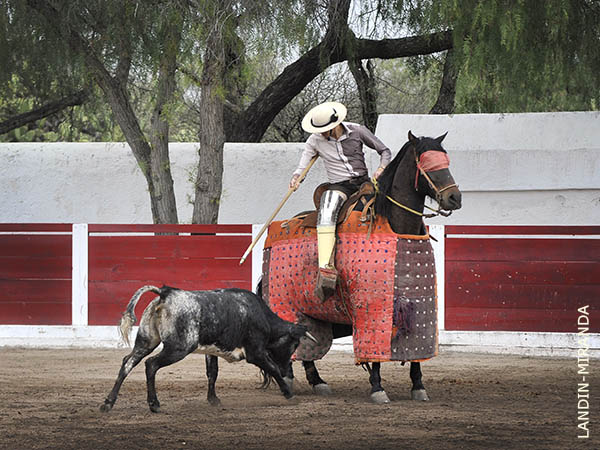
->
[262, 211, 438, 363]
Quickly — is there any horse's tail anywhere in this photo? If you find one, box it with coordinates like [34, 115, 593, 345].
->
[119, 285, 162, 346]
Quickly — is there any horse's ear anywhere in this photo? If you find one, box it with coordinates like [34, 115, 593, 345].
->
[408, 130, 418, 142]
[435, 132, 448, 144]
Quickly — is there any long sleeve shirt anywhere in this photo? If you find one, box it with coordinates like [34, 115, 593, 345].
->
[293, 122, 392, 184]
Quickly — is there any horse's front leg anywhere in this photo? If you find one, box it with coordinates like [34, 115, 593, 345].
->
[364, 362, 390, 404]
[302, 361, 332, 395]
[410, 362, 430, 401]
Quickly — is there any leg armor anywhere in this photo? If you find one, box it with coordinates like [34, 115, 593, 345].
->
[315, 190, 347, 302]
[317, 189, 347, 268]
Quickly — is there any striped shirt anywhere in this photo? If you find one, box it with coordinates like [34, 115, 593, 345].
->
[293, 122, 392, 184]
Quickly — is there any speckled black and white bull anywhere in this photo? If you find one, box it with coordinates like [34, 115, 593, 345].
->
[100, 285, 317, 413]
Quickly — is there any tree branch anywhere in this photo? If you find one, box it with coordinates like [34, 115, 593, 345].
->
[0, 89, 88, 134]
[429, 49, 458, 114]
[232, 29, 453, 142]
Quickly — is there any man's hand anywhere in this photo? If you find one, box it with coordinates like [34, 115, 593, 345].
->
[373, 166, 385, 179]
[289, 174, 301, 190]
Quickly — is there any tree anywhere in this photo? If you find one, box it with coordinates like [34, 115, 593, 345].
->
[25, 0, 185, 223]
[4, 0, 598, 225]
[429, 0, 600, 112]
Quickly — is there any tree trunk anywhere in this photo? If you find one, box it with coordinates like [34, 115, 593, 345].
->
[192, 23, 226, 224]
[348, 58, 378, 132]
[148, 7, 183, 224]
[430, 49, 458, 114]
[28, 0, 179, 224]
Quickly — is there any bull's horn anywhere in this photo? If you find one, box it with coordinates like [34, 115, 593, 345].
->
[304, 331, 318, 343]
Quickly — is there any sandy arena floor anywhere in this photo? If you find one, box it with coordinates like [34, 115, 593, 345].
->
[0, 347, 597, 449]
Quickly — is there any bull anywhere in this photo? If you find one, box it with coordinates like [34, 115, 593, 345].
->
[100, 285, 316, 413]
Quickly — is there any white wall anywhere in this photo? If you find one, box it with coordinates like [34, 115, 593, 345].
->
[1, 112, 598, 225]
[375, 112, 600, 225]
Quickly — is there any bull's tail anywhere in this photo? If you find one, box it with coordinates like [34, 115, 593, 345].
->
[119, 285, 162, 346]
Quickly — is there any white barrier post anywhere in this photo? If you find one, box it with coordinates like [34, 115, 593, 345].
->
[251, 224, 267, 293]
[72, 223, 88, 326]
[429, 224, 445, 331]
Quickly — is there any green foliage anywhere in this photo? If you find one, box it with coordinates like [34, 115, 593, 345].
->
[438, 0, 600, 112]
[3, 0, 598, 146]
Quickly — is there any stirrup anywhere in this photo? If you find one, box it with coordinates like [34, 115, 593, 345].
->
[315, 267, 338, 301]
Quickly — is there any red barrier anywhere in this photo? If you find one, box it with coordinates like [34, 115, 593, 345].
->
[87, 224, 252, 325]
[0, 225, 72, 325]
[445, 226, 600, 332]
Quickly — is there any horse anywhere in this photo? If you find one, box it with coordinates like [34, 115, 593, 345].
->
[259, 130, 462, 403]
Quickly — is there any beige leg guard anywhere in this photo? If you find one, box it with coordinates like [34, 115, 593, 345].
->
[317, 225, 337, 268]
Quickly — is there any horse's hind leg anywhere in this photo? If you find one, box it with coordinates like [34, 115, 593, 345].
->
[365, 362, 390, 404]
[303, 361, 332, 395]
[282, 360, 295, 394]
[100, 334, 159, 412]
[205, 355, 221, 406]
[410, 362, 429, 401]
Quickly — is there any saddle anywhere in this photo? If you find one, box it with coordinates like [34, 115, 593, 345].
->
[295, 181, 376, 228]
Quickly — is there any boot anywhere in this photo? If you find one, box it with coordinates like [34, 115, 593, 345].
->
[315, 266, 338, 301]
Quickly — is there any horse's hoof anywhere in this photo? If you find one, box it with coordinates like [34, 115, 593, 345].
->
[99, 402, 112, 413]
[411, 389, 430, 401]
[370, 390, 390, 404]
[285, 395, 300, 405]
[149, 403, 161, 413]
[312, 383, 332, 396]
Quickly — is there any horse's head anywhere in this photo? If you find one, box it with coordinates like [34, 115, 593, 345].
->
[374, 131, 461, 225]
[408, 130, 462, 213]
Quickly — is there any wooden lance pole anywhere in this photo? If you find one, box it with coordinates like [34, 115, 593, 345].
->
[239, 155, 318, 265]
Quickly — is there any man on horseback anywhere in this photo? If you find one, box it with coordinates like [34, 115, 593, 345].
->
[289, 101, 392, 301]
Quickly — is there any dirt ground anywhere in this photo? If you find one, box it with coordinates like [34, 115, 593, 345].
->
[0, 347, 596, 449]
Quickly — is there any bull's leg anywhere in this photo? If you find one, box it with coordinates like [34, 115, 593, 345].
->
[302, 361, 332, 395]
[246, 351, 294, 399]
[100, 335, 158, 412]
[145, 344, 194, 413]
[365, 362, 390, 404]
[410, 362, 429, 401]
[205, 355, 221, 406]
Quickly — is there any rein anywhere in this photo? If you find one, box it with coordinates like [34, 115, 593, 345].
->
[375, 148, 457, 219]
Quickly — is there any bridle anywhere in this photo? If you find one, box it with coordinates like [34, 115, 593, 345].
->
[378, 147, 458, 218]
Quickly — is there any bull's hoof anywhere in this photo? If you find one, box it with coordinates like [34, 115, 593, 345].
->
[312, 383, 332, 396]
[370, 390, 390, 404]
[411, 389, 430, 401]
[208, 396, 221, 407]
[99, 402, 113, 413]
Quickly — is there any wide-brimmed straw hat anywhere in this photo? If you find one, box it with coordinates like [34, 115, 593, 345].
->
[301, 101, 347, 134]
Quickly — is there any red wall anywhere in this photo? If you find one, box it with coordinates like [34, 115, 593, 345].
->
[87, 224, 252, 325]
[0, 224, 252, 326]
[445, 226, 600, 332]
[2, 223, 598, 333]
[0, 224, 72, 325]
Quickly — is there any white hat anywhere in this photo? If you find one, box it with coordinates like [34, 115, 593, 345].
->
[301, 101, 347, 134]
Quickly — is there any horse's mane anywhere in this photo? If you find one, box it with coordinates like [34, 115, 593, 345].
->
[373, 136, 446, 220]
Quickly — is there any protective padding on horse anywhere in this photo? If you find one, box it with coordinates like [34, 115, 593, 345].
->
[263, 211, 438, 363]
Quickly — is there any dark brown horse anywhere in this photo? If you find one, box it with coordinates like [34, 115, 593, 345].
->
[260, 131, 461, 403]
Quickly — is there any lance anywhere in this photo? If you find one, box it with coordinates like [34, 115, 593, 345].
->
[239, 155, 318, 265]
